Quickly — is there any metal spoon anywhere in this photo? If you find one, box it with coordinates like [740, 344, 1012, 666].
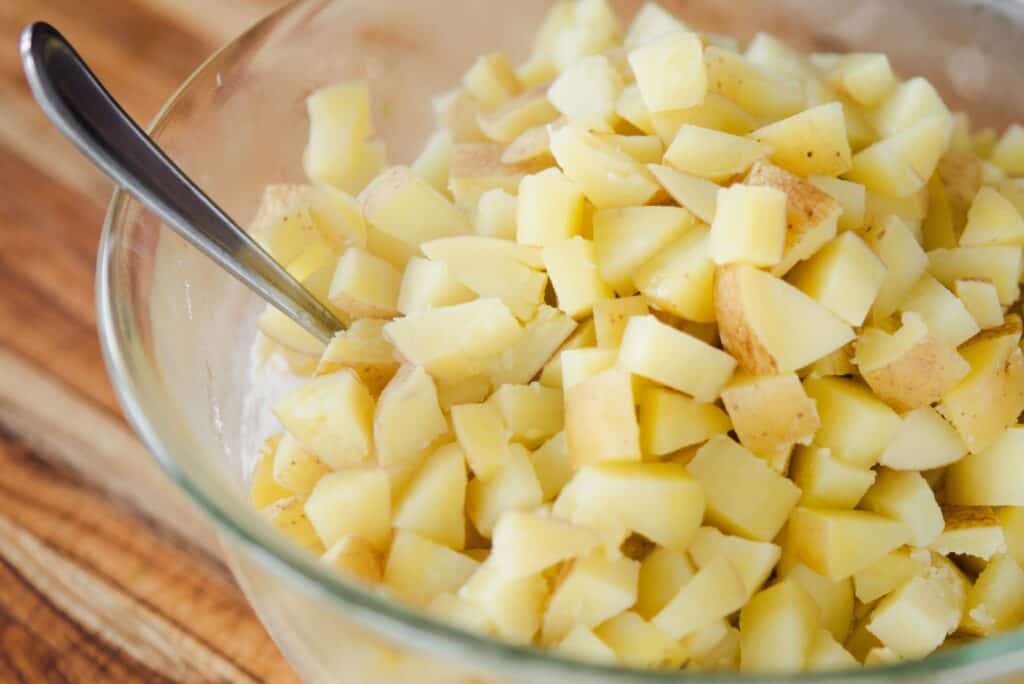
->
[20, 22, 345, 343]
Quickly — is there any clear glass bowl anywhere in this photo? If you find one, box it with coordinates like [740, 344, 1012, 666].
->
[97, 1, 1024, 682]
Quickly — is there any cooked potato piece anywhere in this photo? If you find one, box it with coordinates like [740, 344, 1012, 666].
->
[946, 427, 1024, 505]
[855, 313, 970, 412]
[788, 508, 910, 581]
[490, 305, 577, 386]
[490, 382, 563, 448]
[861, 470, 944, 547]
[460, 559, 548, 644]
[807, 629, 859, 671]
[928, 246, 1022, 307]
[704, 46, 806, 121]
[433, 88, 488, 143]
[632, 226, 717, 322]
[647, 164, 718, 223]
[791, 445, 876, 509]
[931, 506, 1007, 559]
[961, 555, 1024, 636]
[636, 546, 695, 619]
[873, 77, 953, 140]
[999, 507, 1024, 569]
[392, 443, 467, 549]
[516, 168, 584, 247]
[749, 103, 852, 178]
[475, 188, 518, 239]
[664, 125, 772, 183]
[263, 495, 323, 553]
[653, 555, 748, 639]
[560, 348, 617, 389]
[412, 130, 453, 195]
[463, 52, 522, 108]
[899, 274, 980, 348]
[649, 93, 758, 144]
[803, 376, 900, 468]
[322, 535, 382, 585]
[781, 562, 855, 644]
[564, 368, 640, 465]
[809, 176, 867, 232]
[744, 32, 813, 77]
[624, 2, 688, 47]
[689, 527, 781, 599]
[826, 53, 896, 107]
[549, 124, 661, 208]
[448, 143, 544, 208]
[853, 546, 929, 604]
[258, 305, 327, 359]
[618, 315, 736, 401]
[541, 550, 639, 644]
[847, 116, 949, 199]
[616, 84, 655, 134]
[450, 402, 511, 481]
[328, 246, 402, 319]
[861, 215, 929, 320]
[384, 530, 479, 607]
[708, 185, 787, 267]
[547, 55, 622, 131]
[721, 373, 819, 463]
[628, 30, 705, 113]
[490, 511, 601, 579]
[396, 257, 475, 316]
[788, 232, 885, 327]
[503, 122, 556, 166]
[593, 206, 696, 295]
[303, 83, 384, 193]
[687, 436, 801, 541]
[638, 385, 731, 456]
[272, 433, 330, 496]
[427, 592, 493, 634]
[591, 297, 649, 350]
[877, 406, 968, 471]
[715, 264, 855, 374]
[955, 279, 1004, 329]
[305, 468, 390, 550]
[315, 318, 398, 390]
[739, 580, 820, 673]
[374, 365, 449, 467]
[477, 86, 560, 144]
[251, 436, 290, 508]
[543, 236, 614, 318]
[360, 166, 472, 250]
[555, 626, 617, 664]
[990, 124, 1024, 175]
[959, 186, 1024, 247]
[596, 611, 687, 669]
[466, 444, 542, 538]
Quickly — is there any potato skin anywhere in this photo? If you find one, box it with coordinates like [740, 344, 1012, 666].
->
[859, 335, 970, 412]
[714, 264, 779, 375]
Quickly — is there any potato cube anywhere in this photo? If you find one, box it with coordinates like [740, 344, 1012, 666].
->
[593, 206, 695, 295]
[560, 348, 617, 389]
[788, 508, 910, 581]
[739, 580, 820, 673]
[322, 535, 382, 585]
[427, 592, 493, 635]
[999, 507, 1024, 569]
[853, 547, 930, 603]
[955, 279, 1004, 329]
[490, 305, 577, 386]
[715, 264, 855, 374]
[262, 495, 323, 552]
[962, 555, 1024, 635]
[873, 77, 953, 140]
[360, 166, 471, 250]
[653, 555, 748, 639]
[383, 298, 522, 383]
[542, 237, 614, 319]
[466, 444, 543, 537]
[549, 0, 623, 70]
[860, 470, 944, 548]
[931, 505, 1007, 560]
[664, 125, 772, 183]
[959, 186, 1024, 247]
[435, 374, 493, 411]
[809, 175, 867, 232]
[624, 2, 689, 48]
[647, 164, 718, 223]
[636, 546, 695, 620]
[877, 406, 968, 471]
[628, 31, 706, 113]
[460, 559, 548, 644]
[827, 53, 896, 107]
[315, 319, 399, 393]
[502, 121, 556, 167]
[704, 46, 806, 122]
[860, 215, 929, 320]
[788, 232, 885, 327]
[616, 84, 655, 135]
[303, 83, 383, 193]
[990, 124, 1024, 175]
[448, 143, 543, 208]
[327, 246, 401, 319]
[474, 188, 518, 240]
[392, 442, 467, 549]
[687, 436, 801, 541]
[274, 370, 374, 469]
[490, 382, 563, 448]
[305, 468, 390, 550]
[272, 433, 330, 495]
[638, 385, 731, 456]
[451, 402, 511, 481]
[791, 446, 876, 509]
[856, 313, 970, 412]
[555, 626, 617, 665]
[374, 365, 449, 467]
[251, 436, 290, 508]
[928, 246, 1022, 307]
[549, 125, 661, 209]
[744, 32, 814, 78]
[632, 226, 717, 322]
[384, 530, 479, 607]
[554, 463, 704, 551]
[803, 376, 900, 468]
[258, 305, 327, 359]
[947, 427, 1024, 505]
[396, 257, 475, 317]
[412, 130, 453, 194]
[781, 563, 855, 643]
[516, 168, 585, 247]
[365, 225, 419, 268]
[688, 625, 742, 671]
[596, 611, 687, 669]
[592, 296, 649, 348]
[649, 93, 759, 146]
[847, 116, 950, 198]
[463, 52, 522, 108]
[529, 432, 572, 502]
[899, 274, 980, 348]
[541, 551, 639, 643]
[477, 86, 560, 144]
[547, 55, 623, 131]
[433, 88, 487, 143]
[708, 185, 787, 267]
[749, 103, 852, 178]
[722, 373, 819, 462]
[490, 511, 601, 579]
[689, 527, 781, 599]
[807, 629, 859, 671]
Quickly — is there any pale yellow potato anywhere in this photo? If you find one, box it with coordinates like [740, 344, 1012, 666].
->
[852, 546, 930, 604]
[791, 445, 876, 509]
[490, 511, 602, 579]
[861, 215, 929, 320]
[463, 52, 522, 108]
[435, 373, 493, 411]
[595, 612, 687, 669]
[489, 382, 563, 448]
[899, 274, 980, 348]
[449, 402, 510, 481]
[477, 86, 560, 144]
[272, 433, 330, 496]
[412, 130, 453, 195]
[593, 206, 695, 295]
[397, 257, 474, 318]
[955, 279, 1004, 329]
[303, 83, 384, 193]
[788, 232, 885, 327]
[305, 468, 390, 550]
[800, 343, 855, 379]
[847, 116, 950, 198]
[647, 164, 719, 223]
[549, 124, 661, 208]
[548, 0, 623, 71]
[750, 103, 853, 178]
[803, 376, 900, 468]
[315, 319, 398, 392]
[632, 226, 717, 322]
[555, 626, 617, 665]
[649, 93, 758, 144]
[946, 427, 1024, 505]
[529, 432, 572, 502]
[559, 347, 616, 389]
[689, 527, 781, 599]
[807, 629, 860, 671]
[623, 2, 689, 49]
[652, 555, 747, 639]
[448, 143, 545, 208]
[999, 507, 1024, 569]
[859, 470, 943, 548]
[373, 365, 449, 467]
[516, 167, 584, 247]
[637, 385, 731, 456]
[922, 173, 958, 251]
[708, 185, 787, 267]
[502, 122, 556, 166]
[704, 46, 806, 122]
[961, 555, 1024, 636]
[937, 150, 983, 232]
[781, 563, 855, 643]
[274, 370, 374, 469]
[541, 551, 639, 644]
[258, 305, 327, 359]
[618, 315, 736, 402]
[788, 507, 910, 581]
[959, 186, 1024, 247]
[322, 535, 382, 585]
[262, 495, 323, 553]
[877, 406, 968, 471]
[466, 444, 543, 538]
[721, 372, 819, 462]
[490, 305, 577, 386]
[745, 32, 814, 78]
[365, 224, 419, 268]
[686, 436, 801, 541]
[687, 625, 742, 671]
[591, 296, 648, 348]
[636, 546, 695, 620]
[715, 263, 855, 375]
[474, 188, 518, 240]
[928, 246, 1022, 307]
[427, 592, 493, 635]
[360, 166, 472, 249]
[873, 77, 953, 140]
[547, 54, 623, 131]
[825, 53, 896, 107]
[809, 176, 867, 232]
[542, 236, 614, 319]
[392, 442, 467, 549]
[930, 505, 1007, 559]
[433, 88, 488, 143]
[595, 133, 666, 164]
[664, 125, 772, 183]
[628, 30, 705, 113]
[251, 436, 290, 509]
[328, 246, 402, 319]
[739, 580, 820, 673]
[384, 530, 479, 607]
[460, 559, 548, 645]
[615, 83, 655, 135]
[990, 124, 1024, 175]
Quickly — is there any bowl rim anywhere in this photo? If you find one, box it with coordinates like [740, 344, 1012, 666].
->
[96, 0, 1024, 680]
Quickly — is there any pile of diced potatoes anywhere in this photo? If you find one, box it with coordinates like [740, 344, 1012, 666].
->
[248, 0, 1024, 673]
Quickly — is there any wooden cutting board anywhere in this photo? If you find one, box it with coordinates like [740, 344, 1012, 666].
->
[0, 1, 298, 681]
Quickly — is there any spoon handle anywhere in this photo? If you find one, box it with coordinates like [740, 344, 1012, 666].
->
[20, 22, 345, 343]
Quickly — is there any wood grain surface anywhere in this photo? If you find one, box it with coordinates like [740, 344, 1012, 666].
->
[0, 1, 298, 681]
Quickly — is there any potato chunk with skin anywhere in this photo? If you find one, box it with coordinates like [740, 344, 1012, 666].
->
[715, 264, 855, 375]
[955, 279, 1004, 329]
[477, 86, 560, 144]
[632, 226, 717, 323]
[931, 506, 1007, 559]
[548, 55, 623, 131]
[541, 551, 639, 644]
[664, 125, 772, 183]
[847, 116, 949, 199]
[328, 246, 402, 319]
[466, 444, 543, 538]
[749, 103, 853, 178]
[708, 185, 787, 267]
[647, 164, 719, 223]
[788, 232, 885, 327]
[861, 470, 944, 547]
[516, 168, 584, 247]
[618, 315, 736, 402]
[653, 555, 748, 639]
[359, 166, 472, 249]
[687, 436, 801, 541]
[385, 530, 479, 607]
[593, 206, 695, 295]
[272, 433, 330, 496]
[855, 312, 970, 412]
[947, 427, 1024, 505]
[263, 495, 323, 553]
[374, 365, 449, 467]
[322, 535, 382, 585]
[628, 30, 706, 113]
[877, 406, 968, 471]
[961, 555, 1024, 636]
[638, 385, 731, 456]
[543, 237, 614, 319]
[959, 186, 1024, 246]
[790, 445, 876, 509]
[722, 373, 819, 462]
[739, 580, 820, 673]
[549, 124, 661, 209]
[305, 468, 390, 550]
[788, 508, 910, 581]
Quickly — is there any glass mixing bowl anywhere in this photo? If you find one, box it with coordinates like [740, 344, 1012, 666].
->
[97, 1, 1024, 681]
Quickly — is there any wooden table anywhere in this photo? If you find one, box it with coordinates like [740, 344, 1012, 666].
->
[0, 1, 299, 681]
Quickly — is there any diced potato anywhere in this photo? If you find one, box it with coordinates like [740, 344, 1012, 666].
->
[788, 508, 910, 581]
[722, 373, 819, 462]
[384, 530, 479, 606]
[689, 527, 781, 599]
[392, 443, 467, 550]
[928, 246, 1022, 307]
[616, 84, 655, 135]
[739, 580, 820, 673]
[624, 1, 689, 48]
[596, 611, 687, 669]
[804, 376, 900, 468]
[999, 507, 1024, 569]
[263, 495, 323, 552]
[593, 206, 695, 295]
[547, 55, 623, 131]
[396, 256, 475, 316]
[303, 83, 383, 193]
[800, 344, 855, 379]
[632, 226, 717, 322]
[427, 592, 493, 634]
[412, 130, 453, 194]
[636, 546, 695, 620]
[258, 305, 327, 359]
[930, 505, 1007, 559]
[315, 318, 398, 390]
[961, 555, 1024, 636]
[628, 31, 705, 113]
[541, 550, 638, 644]
[947, 427, 1024, 505]
[877, 406, 968, 472]
[638, 385, 731, 456]
[272, 433, 330, 495]
[704, 46, 806, 122]
[560, 348, 617, 389]
[360, 166, 472, 250]
[549, 124, 661, 209]
[466, 444, 543, 537]
[922, 173, 958, 251]
[959, 186, 1024, 247]
[653, 555, 748, 639]
[460, 559, 548, 644]
[503, 122, 557, 167]
[781, 562, 855, 643]
[715, 264, 855, 374]
[853, 547, 929, 604]
[649, 93, 758, 145]
[788, 232, 885, 327]
[688, 625, 742, 671]
[383, 298, 522, 383]
[529, 432, 573, 502]
[490, 511, 601, 579]
[322, 535, 382, 585]
[856, 313, 970, 412]
[555, 626, 617, 664]
[516, 168, 585, 247]
[327, 246, 401, 319]
[553, 463, 705, 551]
[708, 185, 787, 267]
[647, 164, 718, 223]
[478, 86, 560, 144]
[899, 275, 980, 348]
[847, 116, 950, 198]
[251, 436, 290, 508]
[435, 374, 493, 411]
[491, 305, 577, 386]
[549, 0, 623, 71]
[448, 143, 543, 208]
[687, 436, 801, 541]
[791, 446, 876, 509]
[807, 629, 860, 671]
[745, 32, 814, 78]
[937, 317, 1024, 453]
[373, 365, 449, 467]
[827, 53, 896, 107]
[809, 176, 867, 232]
[450, 402, 511, 482]
[490, 382, 563, 448]
[618, 315, 736, 401]
[955, 279, 1004, 329]
[750, 103, 852, 177]
[543, 237, 614, 318]
[463, 52, 522, 108]
[861, 215, 929, 320]
[274, 370, 374, 469]
[664, 125, 772, 183]
[365, 224, 419, 268]
[433, 89, 488, 143]
[475, 188, 518, 240]
[305, 468, 390, 550]
[859, 471, 942, 549]
[873, 77, 953, 141]
[989, 124, 1024, 175]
